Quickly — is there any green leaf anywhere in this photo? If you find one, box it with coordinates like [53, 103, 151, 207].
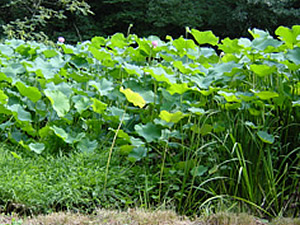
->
[248, 28, 269, 39]
[70, 55, 89, 68]
[117, 129, 131, 142]
[218, 37, 242, 53]
[72, 95, 91, 114]
[136, 38, 151, 55]
[130, 136, 145, 147]
[199, 87, 217, 96]
[77, 138, 98, 153]
[200, 124, 213, 136]
[128, 146, 147, 161]
[10, 151, 22, 159]
[144, 66, 175, 84]
[190, 165, 208, 177]
[10, 129, 29, 143]
[209, 165, 218, 174]
[61, 45, 75, 54]
[7, 104, 32, 122]
[15, 81, 42, 103]
[250, 64, 276, 77]
[213, 122, 226, 133]
[159, 110, 186, 123]
[244, 121, 258, 129]
[252, 37, 282, 51]
[238, 38, 252, 48]
[255, 91, 279, 100]
[89, 78, 114, 96]
[167, 83, 190, 95]
[173, 61, 194, 74]
[275, 25, 300, 48]
[218, 91, 241, 102]
[39, 126, 51, 139]
[44, 90, 70, 117]
[29, 142, 45, 154]
[43, 49, 58, 58]
[248, 108, 261, 116]
[91, 36, 106, 47]
[0, 44, 13, 56]
[109, 33, 128, 48]
[120, 87, 146, 108]
[108, 106, 127, 119]
[160, 129, 181, 140]
[188, 107, 206, 115]
[119, 145, 135, 155]
[0, 90, 8, 104]
[3, 62, 25, 76]
[190, 29, 219, 46]
[286, 48, 300, 65]
[134, 122, 161, 143]
[50, 125, 69, 143]
[91, 98, 107, 114]
[172, 37, 197, 53]
[257, 131, 275, 144]
[0, 121, 14, 130]
[50, 125, 85, 144]
[134, 89, 155, 104]
[123, 63, 143, 76]
[0, 72, 11, 83]
[89, 46, 111, 61]
[27, 57, 58, 79]
[237, 92, 255, 101]
[191, 124, 213, 135]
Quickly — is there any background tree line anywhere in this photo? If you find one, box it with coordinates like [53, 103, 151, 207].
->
[0, 0, 299, 43]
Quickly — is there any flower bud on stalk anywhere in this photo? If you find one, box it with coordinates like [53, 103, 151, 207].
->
[151, 40, 158, 48]
[58, 37, 65, 43]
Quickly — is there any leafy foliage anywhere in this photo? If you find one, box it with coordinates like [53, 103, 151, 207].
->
[0, 144, 136, 214]
[0, 0, 93, 42]
[95, 0, 300, 39]
[0, 25, 299, 217]
[1, 0, 299, 42]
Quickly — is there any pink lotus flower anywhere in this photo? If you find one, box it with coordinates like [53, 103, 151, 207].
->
[58, 36, 65, 43]
[151, 40, 158, 48]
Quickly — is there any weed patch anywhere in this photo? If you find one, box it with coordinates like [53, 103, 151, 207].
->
[0, 144, 137, 214]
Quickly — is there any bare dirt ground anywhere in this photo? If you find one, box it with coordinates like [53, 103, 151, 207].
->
[1, 209, 299, 225]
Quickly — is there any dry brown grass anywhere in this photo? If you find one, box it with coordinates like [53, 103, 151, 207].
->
[1, 209, 193, 225]
[270, 217, 300, 225]
[1, 209, 300, 225]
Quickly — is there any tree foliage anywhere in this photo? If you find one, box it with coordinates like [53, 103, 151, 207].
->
[0, 0, 299, 42]
[0, 0, 93, 42]
[95, 0, 299, 39]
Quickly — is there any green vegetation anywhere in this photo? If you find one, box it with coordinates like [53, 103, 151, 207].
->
[98, 0, 300, 38]
[1, 0, 299, 42]
[0, 25, 299, 220]
[0, 144, 140, 214]
[0, 0, 93, 42]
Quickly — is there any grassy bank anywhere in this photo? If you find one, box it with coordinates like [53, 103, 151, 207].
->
[0, 144, 139, 215]
[1, 143, 299, 225]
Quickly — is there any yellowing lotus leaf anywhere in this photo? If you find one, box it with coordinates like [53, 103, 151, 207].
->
[120, 87, 146, 108]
